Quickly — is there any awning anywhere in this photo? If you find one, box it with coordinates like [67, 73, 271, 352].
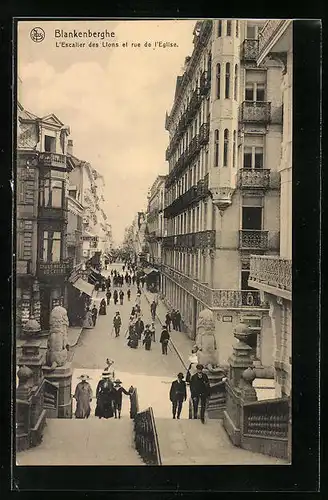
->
[72, 278, 95, 297]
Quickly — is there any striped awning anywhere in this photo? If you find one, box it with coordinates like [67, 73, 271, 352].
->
[72, 278, 94, 297]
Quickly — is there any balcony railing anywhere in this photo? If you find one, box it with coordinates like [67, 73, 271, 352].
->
[240, 101, 271, 123]
[164, 174, 209, 219]
[199, 122, 210, 145]
[237, 169, 270, 189]
[185, 89, 201, 124]
[242, 39, 259, 60]
[161, 263, 266, 309]
[162, 230, 215, 250]
[38, 206, 67, 220]
[200, 70, 211, 95]
[38, 152, 66, 168]
[258, 20, 288, 61]
[16, 259, 32, 275]
[37, 259, 72, 278]
[239, 230, 269, 250]
[249, 255, 292, 292]
[134, 407, 162, 465]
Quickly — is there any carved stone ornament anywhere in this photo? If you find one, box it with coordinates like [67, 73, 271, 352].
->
[17, 365, 34, 386]
[22, 316, 41, 337]
[45, 305, 69, 369]
[209, 187, 235, 211]
[266, 52, 287, 74]
[195, 308, 218, 367]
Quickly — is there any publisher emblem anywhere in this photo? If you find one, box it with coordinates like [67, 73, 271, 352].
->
[30, 27, 45, 43]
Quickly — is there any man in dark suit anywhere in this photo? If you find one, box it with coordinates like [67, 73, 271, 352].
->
[169, 373, 187, 419]
[190, 364, 210, 423]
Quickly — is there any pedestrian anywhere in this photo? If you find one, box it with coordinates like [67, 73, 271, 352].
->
[111, 270, 114, 277]
[169, 373, 187, 419]
[127, 289, 131, 301]
[95, 372, 115, 419]
[104, 358, 115, 380]
[175, 309, 182, 331]
[119, 290, 124, 305]
[73, 374, 93, 419]
[123, 265, 125, 272]
[91, 304, 98, 326]
[171, 309, 177, 330]
[150, 300, 157, 322]
[113, 312, 122, 337]
[165, 312, 172, 332]
[106, 277, 111, 289]
[113, 379, 130, 418]
[143, 325, 152, 351]
[101, 281, 106, 292]
[134, 317, 144, 340]
[132, 275, 136, 285]
[99, 298, 107, 315]
[113, 289, 118, 305]
[190, 364, 210, 424]
[160, 327, 170, 355]
[127, 329, 138, 349]
[136, 277, 140, 288]
[82, 308, 94, 329]
[140, 276, 145, 288]
[137, 287, 142, 296]
[131, 306, 136, 317]
[106, 289, 112, 305]
[135, 294, 141, 308]
[150, 322, 156, 342]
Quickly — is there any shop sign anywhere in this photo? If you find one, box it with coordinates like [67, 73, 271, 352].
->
[38, 261, 70, 276]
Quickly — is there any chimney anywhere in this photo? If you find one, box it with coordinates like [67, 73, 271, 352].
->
[67, 139, 73, 156]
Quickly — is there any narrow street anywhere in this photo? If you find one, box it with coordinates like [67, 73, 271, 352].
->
[70, 263, 189, 419]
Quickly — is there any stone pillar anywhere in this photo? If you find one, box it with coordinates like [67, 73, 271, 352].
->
[228, 321, 254, 388]
[17, 339, 44, 388]
[42, 364, 73, 418]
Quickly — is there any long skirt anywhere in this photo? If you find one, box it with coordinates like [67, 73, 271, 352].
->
[144, 339, 151, 351]
[95, 394, 114, 418]
[99, 305, 107, 315]
[128, 338, 138, 349]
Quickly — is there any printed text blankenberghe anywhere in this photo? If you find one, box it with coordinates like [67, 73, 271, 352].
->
[54, 29, 115, 40]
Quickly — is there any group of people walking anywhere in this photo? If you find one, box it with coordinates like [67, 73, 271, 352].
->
[73, 361, 134, 420]
[165, 309, 182, 332]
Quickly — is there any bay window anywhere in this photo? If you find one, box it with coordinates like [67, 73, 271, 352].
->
[40, 170, 65, 208]
[42, 230, 62, 262]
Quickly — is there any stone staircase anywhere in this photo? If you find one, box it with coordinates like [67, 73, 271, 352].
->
[16, 417, 144, 466]
[155, 418, 288, 465]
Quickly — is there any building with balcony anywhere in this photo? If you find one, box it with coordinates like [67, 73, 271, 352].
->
[161, 19, 285, 369]
[16, 102, 72, 334]
[146, 175, 167, 267]
[249, 20, 292, 398]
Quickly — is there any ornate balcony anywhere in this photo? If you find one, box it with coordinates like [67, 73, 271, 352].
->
[239, 230, 269, 250]
[199, 122, 209, 145]
[161, 263, 266, 310]
[240, 101, 271, 123]
[242, 39, 259, 61]
[237, 169, 270, 190]
[38, 152, 66, 169]
[248, 255, 292, 296]
[200, 70, 211, 95]
[164, 185, 197, 218]
[17, 259, 32, 276]
[187, 134, 200, 160]
[258, 20, 291, 64]
[38, 207, 67, 221]
[185, 89, 201, 124]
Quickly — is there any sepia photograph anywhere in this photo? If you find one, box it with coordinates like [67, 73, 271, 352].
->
[15, 18, 293, 468]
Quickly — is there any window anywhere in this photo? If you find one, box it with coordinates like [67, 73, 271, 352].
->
[234, 64, 238, 100]
[236, 20, 239, 37]
[225, 63, 230, 98]
[40, 176, 64, 208]
[243, 146, 264, 169]
[242, 206, 262, 230]
[217, 20, 222, 37]
[216, 63, 221, 99]
[233, 131, 236, 168]
[226, 20, 232, 36]
[247, 25, 256, 39]
[223, 129, 229, 166]
[42, 230, 62, 262]
[44, 135, 56, 152]
[255, 147, 264, 169]
[245, 85, 253, 101]
[256, 84, 265, 101]
[214, 130, 219, 167]
[245, 83, 266, 101]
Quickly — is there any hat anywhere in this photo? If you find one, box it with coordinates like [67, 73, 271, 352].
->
[102, 372, 111, 378]
[196, 364, 204, 370]
[114, 379, 122, 384]
[177, 373, 184, 379]
[78, 374, 91, 380]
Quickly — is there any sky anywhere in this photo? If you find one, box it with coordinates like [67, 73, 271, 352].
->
[17, 20, 196, 245]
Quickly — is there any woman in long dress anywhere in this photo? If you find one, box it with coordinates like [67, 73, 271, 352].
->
[82, 308, 94, 329]
[99, 298, 107, 315]
[95, 372, 115, 419]
[73, 375, 93, 419]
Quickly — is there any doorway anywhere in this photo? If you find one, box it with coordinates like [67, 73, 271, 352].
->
[40, 287, 51, 330]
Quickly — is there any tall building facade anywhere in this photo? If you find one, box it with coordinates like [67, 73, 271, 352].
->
[146, 175, 167, 267]
[162, 19, 284, 369]
[248, 20, 292, 397]
[16, 103, 72, 334]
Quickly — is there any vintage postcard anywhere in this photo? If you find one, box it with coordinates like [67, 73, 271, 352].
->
[14, 18, 295, 473]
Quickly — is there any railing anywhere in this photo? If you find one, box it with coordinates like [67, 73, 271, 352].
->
[239, 230, 269, 250]
[237, 169, 270, 190]
[249, 255, 292, 292]
[16, 259, 32, 275]
[134, 407, 162, 465]
[162, 230, 215, 250]
[185, 89, 201, 124]
[161, 263, 265, 309]
[199, 122, 210, 145]
[242, 39, 259, 60]
[130, 387, 139, 419]
[200, 70, 211, 95]
[242, 397, 290, 459]
[240, 101, 271, 123]
[38, 152, 66, 168]
[38, 206, 67, 220]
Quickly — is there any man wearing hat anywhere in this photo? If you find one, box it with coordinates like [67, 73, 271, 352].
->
[73, 374, 93, 419]
[190, 364, 210, 423]
[112, 379, 131, 419]
[169, 373, 187, 419]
